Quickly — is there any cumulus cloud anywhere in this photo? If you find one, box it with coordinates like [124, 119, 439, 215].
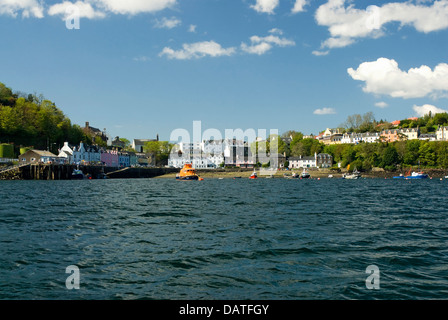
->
[291, 0, 309, 13]
[0, 0, 44, 18]
[48, 1, 106, 20]
[315, 0, 448, 52]
[347, 58, 448, 99]
[312, 50, 329, 56]
[153, 16, 181, 29]
[314, 108, 336, 115]
[95, 0, 176, 15]
[413, 104, 448, 116]
[159, 41, 236, 60]
[375, 101, 388, 108]
[241, 31, 295, 55]
[251, 0, 279, 14]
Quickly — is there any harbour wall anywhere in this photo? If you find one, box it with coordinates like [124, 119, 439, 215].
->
[0, 164, 178, 180]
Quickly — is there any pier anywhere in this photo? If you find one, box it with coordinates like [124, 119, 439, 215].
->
[0, 164, 178, 180]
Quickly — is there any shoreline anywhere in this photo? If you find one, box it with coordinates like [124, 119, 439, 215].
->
[155, 168, 448, 179]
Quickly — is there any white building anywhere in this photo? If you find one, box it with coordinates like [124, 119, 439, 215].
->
[436, 126, 448, 141]
[341, 132, 381, 144]
[58, 142, 74, 163]
[288, 153, 333, 169]
[288, 156, 316, 169]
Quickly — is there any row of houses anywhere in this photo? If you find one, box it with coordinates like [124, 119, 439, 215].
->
[317, 126, 448, 145]
[18, 142, 151, 167]
[168, 139, 334, 170]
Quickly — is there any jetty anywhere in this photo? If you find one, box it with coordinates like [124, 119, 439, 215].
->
[0, 163, 178, 180]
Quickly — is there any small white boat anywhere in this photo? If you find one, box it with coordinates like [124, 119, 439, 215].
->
[300, 169, 311, 179]
[343, 168, 361, 180]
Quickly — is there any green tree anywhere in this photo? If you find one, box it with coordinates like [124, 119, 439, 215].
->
[381, 145, 399, 170]
[418, 142, 436, 167]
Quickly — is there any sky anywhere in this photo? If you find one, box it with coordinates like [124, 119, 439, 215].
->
[1, 0, 448, 142]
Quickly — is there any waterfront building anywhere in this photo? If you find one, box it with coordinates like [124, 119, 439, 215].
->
[58, 142, 74, 163]
[288, 153, 333, 169]
[19, 150, 58, 163]
[118, 152, 130, 167]
[72, 142, 89, 164]
[101, 149, 119, 167]
[128, 152, 137, 166]
[288, 156, 316, 169]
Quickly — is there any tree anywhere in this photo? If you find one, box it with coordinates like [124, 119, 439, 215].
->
[381, 145, 399, 170]
[433, 113, 448, 126]
[418, 142, 436, 167]
[143, 141, 174, 166]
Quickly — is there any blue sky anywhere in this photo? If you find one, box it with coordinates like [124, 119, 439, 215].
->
[1, 0, 448, 142]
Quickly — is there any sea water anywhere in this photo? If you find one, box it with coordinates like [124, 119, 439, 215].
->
[0, 178, 447, 299]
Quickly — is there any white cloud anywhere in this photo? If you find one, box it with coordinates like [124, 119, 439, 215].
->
[347, 58, 448, 99]
[241, 42, 272, 55]
[154, 16, 181, 29]
[251, 0, 279, 14]
[95, 0, 176, 15]
[241, 31, 295, 55]
[268, 28, 283, 35]
[188, 24, 197, 33]
[48, 1, 106, 20]
[314, 108, 336, 115]
[413, 104, 448, 117]
[315, 0, 448, 52]
[312, 50, 329, 56]
[0, 0, 44, 18]
[159, 41, 236, 60]
[291, 0, 309, 13]
[375, 101, 388, 108]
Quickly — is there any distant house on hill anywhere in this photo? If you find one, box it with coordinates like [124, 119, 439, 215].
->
[83, 122, 108, 144]
[132, 135, 159, 153]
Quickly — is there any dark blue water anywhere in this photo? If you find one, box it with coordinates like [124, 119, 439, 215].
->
[1, 178, 447, 300]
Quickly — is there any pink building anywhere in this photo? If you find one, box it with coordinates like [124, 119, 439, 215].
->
[101, 149, 119, 167]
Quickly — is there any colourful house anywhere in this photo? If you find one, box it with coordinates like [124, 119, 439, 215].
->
[101, 149, 119, 167]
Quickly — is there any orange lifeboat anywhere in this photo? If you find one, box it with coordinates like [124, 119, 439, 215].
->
[176, 163, 202, 181]
[249, 171, 257, 179]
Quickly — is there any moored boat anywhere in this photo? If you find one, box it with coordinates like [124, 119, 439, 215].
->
[405, 171, 428, 179]
[342, 168, 361, 180]
[176, 163, 202, 180]
[249, 171, 257, 179]
[71, 169, 85, 180]
[300, 169, 311, 179]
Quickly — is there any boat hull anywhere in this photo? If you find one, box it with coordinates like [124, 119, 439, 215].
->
[176, 175, 199, 181]
[405, 175, 428, 179]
